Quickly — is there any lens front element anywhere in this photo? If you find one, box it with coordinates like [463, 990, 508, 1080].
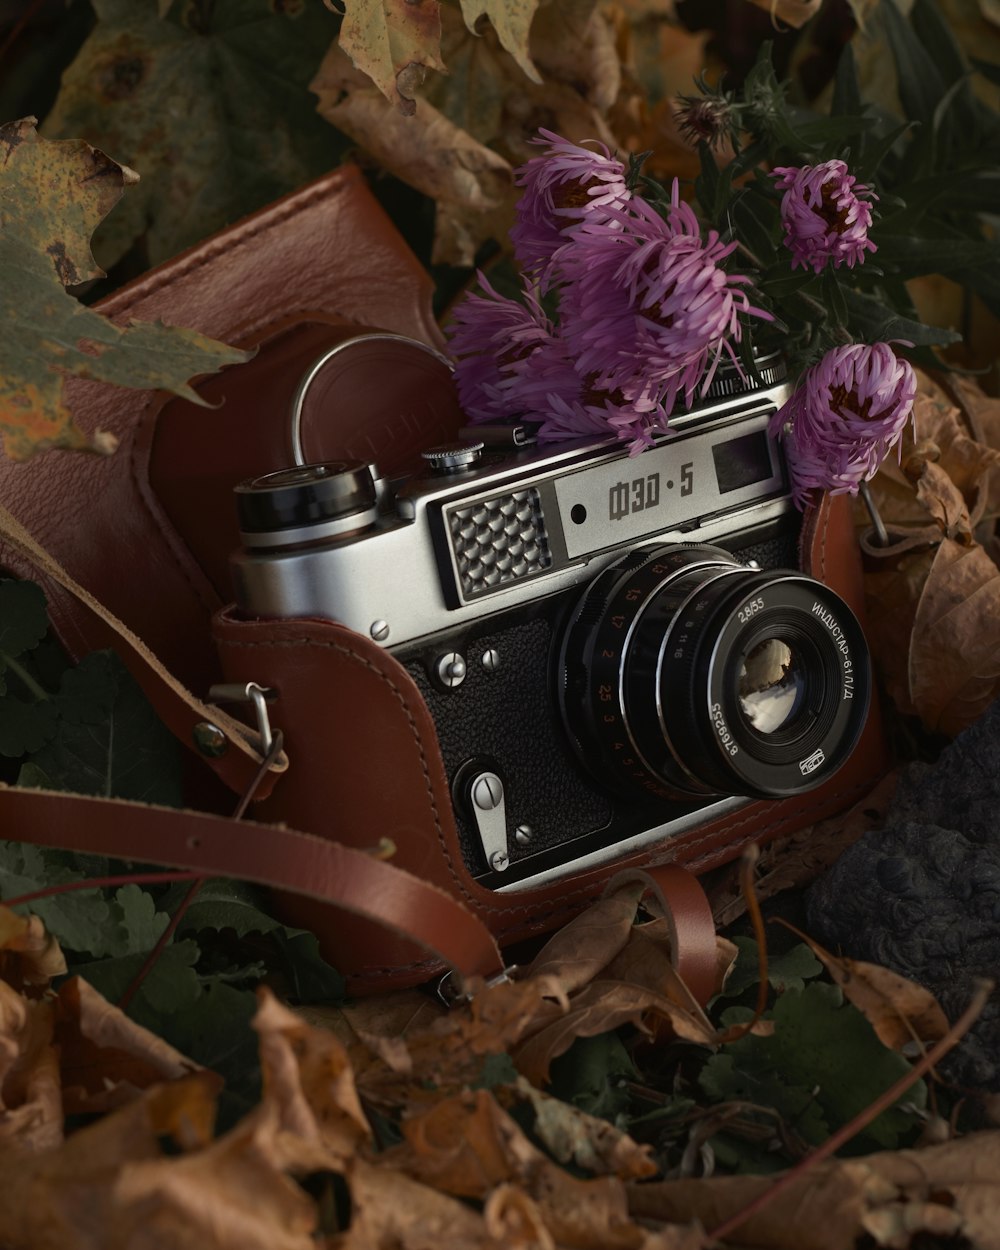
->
[558, 543, 870, 802]
[738, 638, 806, 735]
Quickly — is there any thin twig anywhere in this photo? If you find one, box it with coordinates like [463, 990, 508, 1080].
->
[3, 871, 201, 908]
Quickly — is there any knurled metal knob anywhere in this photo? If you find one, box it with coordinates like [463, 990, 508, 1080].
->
[421, 441, 484, 474]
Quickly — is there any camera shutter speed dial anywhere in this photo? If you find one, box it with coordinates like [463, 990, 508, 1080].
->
[421, 441, 484, 474]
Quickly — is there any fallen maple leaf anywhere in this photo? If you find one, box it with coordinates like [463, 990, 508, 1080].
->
[0, 118, 251, 460]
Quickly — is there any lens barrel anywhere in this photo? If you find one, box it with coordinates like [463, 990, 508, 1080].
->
[558, 543, 870, 802]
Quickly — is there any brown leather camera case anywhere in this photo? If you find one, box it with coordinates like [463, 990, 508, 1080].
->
[0, 165, 889, 990]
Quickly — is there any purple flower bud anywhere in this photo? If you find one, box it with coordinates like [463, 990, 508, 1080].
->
[446, 273, 556, 423]
[510, 129, 631, 281]
[773, 159, 877, 275]
[770, 343, 917, 508]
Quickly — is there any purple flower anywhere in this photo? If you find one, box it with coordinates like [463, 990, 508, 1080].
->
[446, 274, 555, 422]
[770, 343, 917, 508]
[502, 338, 671, 454]
[510, 129, 631, 281]
[556, 188, 771, 419]
[773, 159, 877, 274]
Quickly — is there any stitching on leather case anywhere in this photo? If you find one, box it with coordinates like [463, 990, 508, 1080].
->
[215, 633, 479, 908]
[103, 175, 354, 314]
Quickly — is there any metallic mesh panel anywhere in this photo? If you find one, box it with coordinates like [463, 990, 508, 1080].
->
[448, 488, 551, 598]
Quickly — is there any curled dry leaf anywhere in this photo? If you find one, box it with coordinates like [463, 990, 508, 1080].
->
[525, 879, 646, 996]
[0, 904, 66, 990]
[904, 450, 975, 543]
[514, 1077, 657, 1180]
[778, 935, 949, 1052]
[909, 537, 1000, 735]
[311, 45, 516, 266]
[0, 979, 61, 1154]
[55, 976, 203, 1116]
[252, 988, 370, 1166]
[514, 979, 716, 1087]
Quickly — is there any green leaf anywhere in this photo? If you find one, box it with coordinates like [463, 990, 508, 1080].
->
[718, 938, 823, 1000]
[105, 884, 170, 957]
[880, 0, 947, 133]
[0, 840, 115, 956]
[831, 44, 863, 120]
[175, 879, 284, 939]
[704, 984, 926, 1151]
[842, 289, 962, 347]
[28, 650, 182, 805]
[43, 0, 347, 271]
[547, 1032, 637, 1122]
[269, 928, 345, 1004]
[72, 938, 202, 1015]
[0, 580, 50, 666]
[0, 119, 252, 461]
[0, 697, 59, 758]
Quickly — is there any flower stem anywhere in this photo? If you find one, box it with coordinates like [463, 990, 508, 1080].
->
[1, 652, 49, 702]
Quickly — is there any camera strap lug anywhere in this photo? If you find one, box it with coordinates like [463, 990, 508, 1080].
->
[208, 682, 277, 756]
[435, 963, 520, 1008]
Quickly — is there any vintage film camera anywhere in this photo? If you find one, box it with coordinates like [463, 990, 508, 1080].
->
[230, 352, 871, 894]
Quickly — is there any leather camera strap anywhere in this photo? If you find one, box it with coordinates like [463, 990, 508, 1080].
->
[0, 503, 287, 800]
[0, 506, 720, 997]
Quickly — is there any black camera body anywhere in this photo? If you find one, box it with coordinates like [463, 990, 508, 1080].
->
[232, 355, 871, 893]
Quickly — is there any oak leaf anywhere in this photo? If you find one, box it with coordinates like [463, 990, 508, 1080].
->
[0, 118, 251, 460]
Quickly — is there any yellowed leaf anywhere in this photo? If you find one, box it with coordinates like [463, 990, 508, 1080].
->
[311, 44, 515, 265]
[338, 0, 447, 115]
[909, 537, 1000, 735]
[458, 0, 543, 83]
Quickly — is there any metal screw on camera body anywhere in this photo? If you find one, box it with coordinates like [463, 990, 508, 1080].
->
[370, 619, 390, 642]
[514, 824, 533, 846]
[435, 651, 467, 689]
[481, 648, 501, 673]
[491, 850, 510, 871]
[471, 772, 503, 811]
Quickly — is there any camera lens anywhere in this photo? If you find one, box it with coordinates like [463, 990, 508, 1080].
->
[737, 638, 806, 735]
[558, 543, 870, 802]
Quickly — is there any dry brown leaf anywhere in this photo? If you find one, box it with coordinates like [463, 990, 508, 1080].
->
[525, 879, 646, 996]
[311, 44, 516, 265]
[782, 936, 949, 1052]
[0, 979, 61, 1154]
[55, 977, 203, 1116]
[743, 0, 824, 27]
[909, 537, 1000, 735]
[0, 1074, 219, 1250]
[0, 905, 66, 990]
[514, 979, 715, 1086]
[253, 988, 370, 1165]
[862, 543, 939, 719]
[904, 451, 975, 542]
[531, 2, 621, 111]
[391, 1088, 667, 1249]
[514, 1077, 657, 1180]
